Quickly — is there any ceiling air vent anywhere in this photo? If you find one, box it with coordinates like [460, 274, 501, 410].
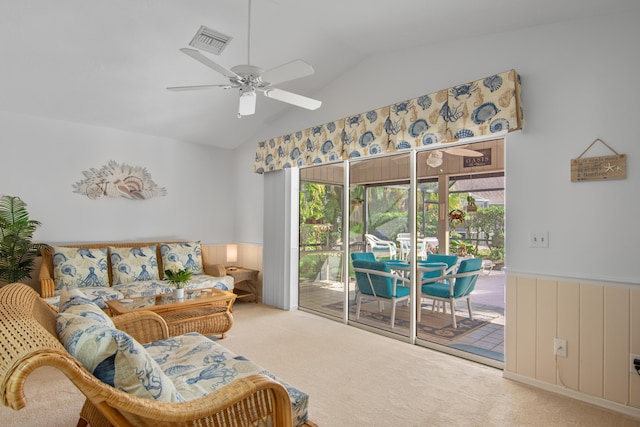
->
[189, 25, 232, 55]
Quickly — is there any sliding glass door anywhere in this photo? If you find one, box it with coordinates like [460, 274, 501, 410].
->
[298, 163, 345, 318]
[297, 139, 506, 366]
[348, 152, 412, 339]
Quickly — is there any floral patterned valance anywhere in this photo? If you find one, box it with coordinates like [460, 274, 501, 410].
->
[254, 69, 522, 173]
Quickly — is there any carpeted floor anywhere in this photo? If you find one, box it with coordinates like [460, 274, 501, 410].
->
[2, 366, 84, 427]
[3, 302, 639, 426]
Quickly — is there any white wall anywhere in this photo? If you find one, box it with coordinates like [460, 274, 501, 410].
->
[0, 110, 235, 245]
[237, 9, 640, 285]
[233, 135, 264, 245]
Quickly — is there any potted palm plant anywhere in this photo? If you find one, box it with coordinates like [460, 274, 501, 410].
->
[164, 267, 193, 299]
[0, 195, 48, 285]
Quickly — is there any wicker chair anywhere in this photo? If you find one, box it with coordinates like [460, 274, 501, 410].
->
[0, 283, 315, 427]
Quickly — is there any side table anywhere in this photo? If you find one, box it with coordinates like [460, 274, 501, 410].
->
[227, 267, 259, 303]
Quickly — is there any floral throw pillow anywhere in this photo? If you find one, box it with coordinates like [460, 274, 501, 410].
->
[160, 242, 203, 275]
[52, 246, 109, 291]
[109, 245, 160, 285]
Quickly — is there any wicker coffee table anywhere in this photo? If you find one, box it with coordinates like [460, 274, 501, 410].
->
[106, 288, 237, 338]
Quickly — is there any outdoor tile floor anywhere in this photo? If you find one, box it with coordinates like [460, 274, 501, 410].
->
[299, 270, 505, 361]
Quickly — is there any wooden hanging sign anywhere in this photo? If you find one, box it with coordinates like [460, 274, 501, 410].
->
[571, 138, 626, 182]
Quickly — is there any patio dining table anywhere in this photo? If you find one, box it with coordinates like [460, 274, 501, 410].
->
[381, 260, 448, 320]
[381, 260, 448, 276]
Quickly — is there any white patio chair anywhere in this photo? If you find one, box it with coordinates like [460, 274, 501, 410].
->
[396, 233, 438, 260]
[396, 233, 411, 260]
[364, 234, 397, 259]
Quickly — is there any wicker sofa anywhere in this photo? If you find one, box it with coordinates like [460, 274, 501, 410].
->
[39, 241, 234, 309]
[0, 283, 315, 426]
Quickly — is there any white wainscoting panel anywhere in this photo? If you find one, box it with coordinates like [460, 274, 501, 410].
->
[506, 273, 640, 418]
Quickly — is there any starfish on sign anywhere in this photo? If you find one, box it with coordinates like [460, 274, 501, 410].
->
[604, 163, 615, 172]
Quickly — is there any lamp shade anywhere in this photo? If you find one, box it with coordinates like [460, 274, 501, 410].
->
[226, 244, 238, 263]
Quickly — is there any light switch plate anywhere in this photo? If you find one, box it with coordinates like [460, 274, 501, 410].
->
[530, 232, 549, 248]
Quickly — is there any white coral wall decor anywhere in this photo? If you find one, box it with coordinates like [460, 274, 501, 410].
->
[73, 161, 167, 200]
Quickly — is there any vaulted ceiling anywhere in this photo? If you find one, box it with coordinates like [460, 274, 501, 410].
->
[1, 0, 636, 149]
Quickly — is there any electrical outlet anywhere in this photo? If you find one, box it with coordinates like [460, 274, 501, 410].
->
[631, 354, 640, 374]
[530, 232, 549, 248]
[554, 338, 567, 357]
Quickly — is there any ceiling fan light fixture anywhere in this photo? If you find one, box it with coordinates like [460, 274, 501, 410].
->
[238, 87, 256, 117]
[426, 151, 443, 168]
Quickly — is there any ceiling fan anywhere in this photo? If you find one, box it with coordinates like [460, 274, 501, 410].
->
[167, 0, 322, 118]
[426, 145, 484, 168]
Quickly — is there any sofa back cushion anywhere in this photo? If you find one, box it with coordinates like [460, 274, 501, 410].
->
[56, 288, 182, 402]
[109, 245, 160, 285]
[52, 246, 109, 291]
[160, 242, 204, 275]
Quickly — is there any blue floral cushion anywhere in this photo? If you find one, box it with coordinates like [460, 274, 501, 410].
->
[145, 332, 309, 425]
[183, 274, 232, 291]
[160, 242, 204, 275]
[52, 246, 109, 291]
[56, 288, 182, 402]
[109, 245, 160, 285]
[57, 287, 114, 327]
[46, 286, 125, 309]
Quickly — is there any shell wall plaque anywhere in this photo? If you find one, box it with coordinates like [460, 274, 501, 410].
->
[73, 160, 167, 200]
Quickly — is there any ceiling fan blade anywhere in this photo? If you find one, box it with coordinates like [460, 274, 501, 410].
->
[443, 147, 484, 157]
[262, 88, 321, 110]
[179, 47, 239, 80]
[167, 84, 235, 91]
[260, 60, 315, 86]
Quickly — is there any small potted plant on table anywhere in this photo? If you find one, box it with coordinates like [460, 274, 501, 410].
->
[164, 267, 192, 299]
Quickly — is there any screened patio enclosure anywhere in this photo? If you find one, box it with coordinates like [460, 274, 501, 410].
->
[298, 139, 505, 366]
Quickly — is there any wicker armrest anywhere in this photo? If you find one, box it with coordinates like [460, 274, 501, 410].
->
[83, 373, 295, 427]
[203, 263, 226, 277]
[38, 248, 56, 298]
[111, 311, 169, 344]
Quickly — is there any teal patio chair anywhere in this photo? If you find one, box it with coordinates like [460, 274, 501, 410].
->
[350, 252, 376, 302]
[419, 258, 483, 328]
[418, 254, 459, 318]
[419, 253, 459, 281]
[350, 252, 376, 262]
[352, 259, 410, 329]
